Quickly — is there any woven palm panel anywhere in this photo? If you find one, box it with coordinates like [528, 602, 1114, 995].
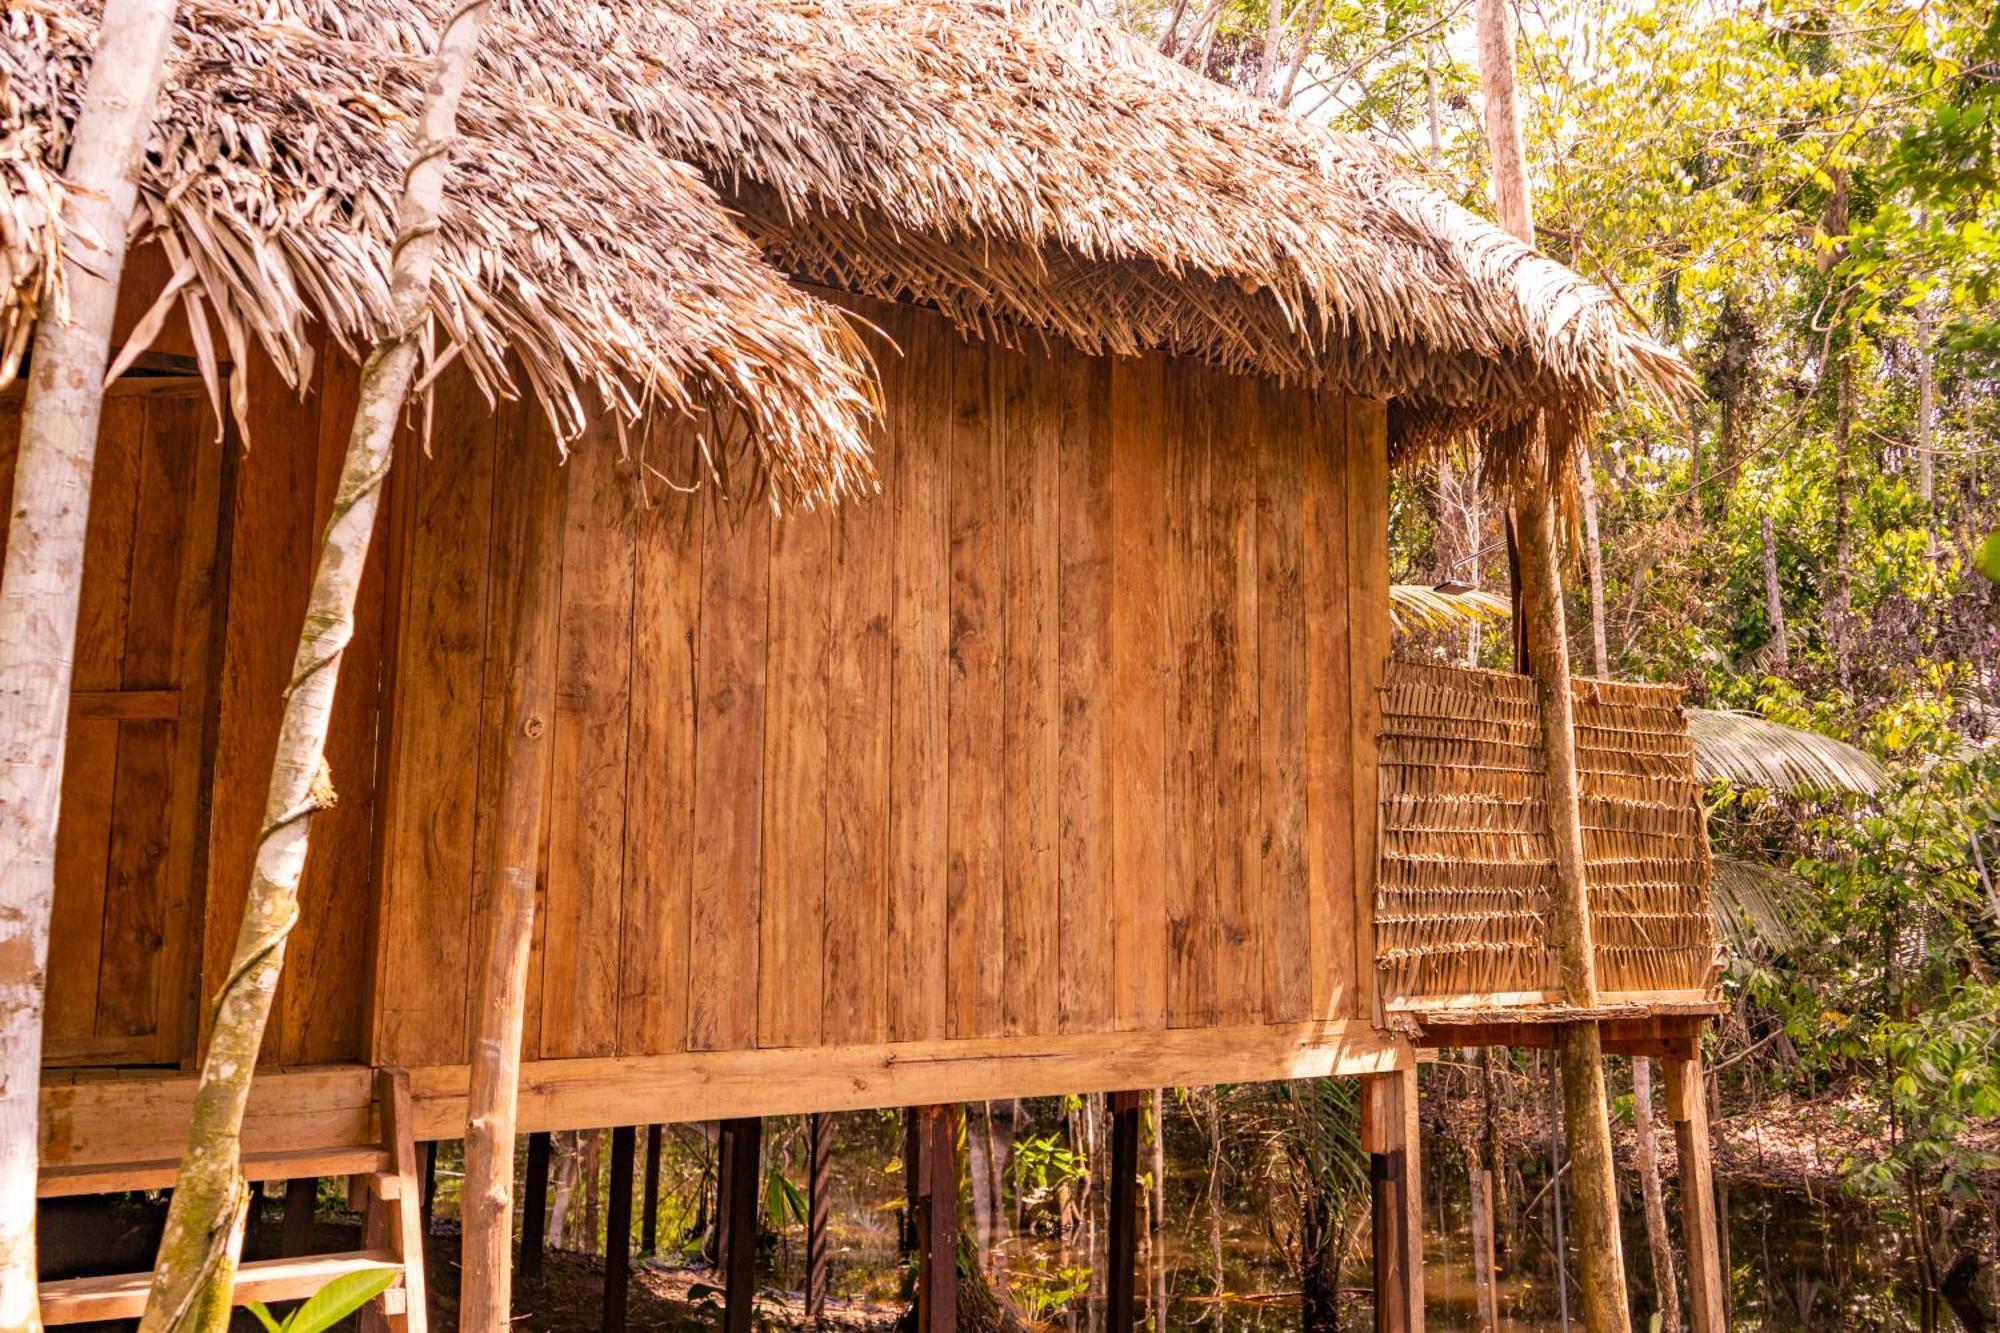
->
[1376, 660, 1719, 1005]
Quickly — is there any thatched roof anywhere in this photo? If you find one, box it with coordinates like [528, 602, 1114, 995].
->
[3, 0, 1691, 502]
[0, 0, 879, 506]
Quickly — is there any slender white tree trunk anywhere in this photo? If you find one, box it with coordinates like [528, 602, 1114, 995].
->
[0, 2, 177, 1327]
[138, 3, 490, 1327]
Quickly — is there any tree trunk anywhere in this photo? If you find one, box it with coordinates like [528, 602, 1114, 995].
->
[1830, 354, 1855, 694]
[1916, 302, 1935, 558]
[968, 1103, 996, 1266]
[1256, 0, 1287, 98]
[0, 1, 177, 1325]
[457, 413, 560, 1330]
[1580, 449, 1610, 676]
[1633, 1058, 1682, 1333]
[1761, 513, 1788, 671]
[1476, 4, 1631, 1325]
[138, 4, 490, 1327]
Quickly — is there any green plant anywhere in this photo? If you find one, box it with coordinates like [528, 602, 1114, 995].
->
[245, 1267, 400, 1333]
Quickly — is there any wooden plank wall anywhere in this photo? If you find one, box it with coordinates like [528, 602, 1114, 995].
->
[373, 299, 1389, 1068]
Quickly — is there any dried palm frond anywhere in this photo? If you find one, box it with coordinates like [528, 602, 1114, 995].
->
[0, 0, 878, 507]
[1388, 583, 1511, 634]
[1711, 854, 1812, 957]
[1686, 709, 1887, 796]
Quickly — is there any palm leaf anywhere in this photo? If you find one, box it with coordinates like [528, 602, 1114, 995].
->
[1388, 583, 1512, 634]
[1711, 854, 1813, 955]
[1686, 709, 1887, 795]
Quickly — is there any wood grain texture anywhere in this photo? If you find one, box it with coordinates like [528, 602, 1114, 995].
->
[759, 505, 830, 1049]
[1345, 398, 1390, 1026]
[687, 492, 769, 1051]
[1209, 369, 1262, 1027]
[1056, 353, 1113, 1034]
[885, 306, 950, 1044]
[1255, 379, 1310, 1024]
[946, 331, 1004, 1039]
[1108, 354, 1168, 1033]
[375, 365, 497, 1066]
[999, 346, 1059, 1038]
[1162, 360, 1215, 1029]
[541, 427, 637, 1059]
[1304, 393, 1358, 1022]
[618, 419, 703, 1055]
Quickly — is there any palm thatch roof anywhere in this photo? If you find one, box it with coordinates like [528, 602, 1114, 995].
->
[0, 0, 878, 506]
[3, 0, 1692, 503]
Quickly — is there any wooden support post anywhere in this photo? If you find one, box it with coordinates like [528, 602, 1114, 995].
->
[280, 1178, 317, 1258]
[1107, 1091, 1144, 1330]
[521, 1132, 550, 1284]
[1362, 1069, 1424, 1333]
[806, 1113, 833, 1322]
[718, 1117, 762, 1333]
[1664, 1055, 1727, 1333]
[603, 1126, 635, 1333]
[641, 1125, 662, 1256]
[1470, 1163, 1499, 1333]
[359, 1069, 428, 1333]
[900, 1107, 920, 1256]
[912, 1105, 959, 1333]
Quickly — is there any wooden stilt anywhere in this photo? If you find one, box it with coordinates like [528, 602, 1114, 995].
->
[912, 1105, 959, 1333]
[603, 1126, 635, 1333]
[1107, 1091, 1143, 1330]
[900, 1107, 920, 1257]
[806, 1112, 833, 1322]
[641, 1125, 662, 1256]
[521, 1132, 551, 1285]
[1470, 1162, 1498, 1333]
[279, 1178, 317, 1258]
[1664, 1055, 1727, 1333]
[420, 1142, 438, 1235]
[1362, 1068, 1424, 1333]
[718, 1117, 762, 1333]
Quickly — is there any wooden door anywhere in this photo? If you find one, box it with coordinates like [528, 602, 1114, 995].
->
[2, 378, 225, 1067]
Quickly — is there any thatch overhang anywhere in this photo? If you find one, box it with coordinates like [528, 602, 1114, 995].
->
[336, 0, 1692, 464]
[0, 0, 879, 508]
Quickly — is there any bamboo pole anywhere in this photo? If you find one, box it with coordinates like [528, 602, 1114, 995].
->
[1473, 2, 1632, 1330]
[457, 436, 559, 1331]
[0, 2, 177, 1325]
[138, 5, 490, 1327]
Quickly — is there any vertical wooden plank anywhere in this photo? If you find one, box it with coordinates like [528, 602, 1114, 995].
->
[283, 348, 381, 1064]
[1347, 398, 1390, 1026]
[1303, 393, 1356, 1022]
[154, 387, 225, 1064]
[618, 417, 702, 1056]
[373, 365, 497, 1066]
[999, 347, 1059, 1038]
[1209, 371, 1262, 1027]
[1057, 356, 1114, 1034]
[759, 506, 830, 1049]
[469, 404, 562, 1064]
[687, 494, 769, 1051]
[1666, 1055, 1728, 1333]
[603, 1123, 636, 1332]
[44, 392, 141, 1045]
[1106, 1090, 1144, 1330]
[203, 344, 318, 1058]
[540, 429, 636, 1059]
[1162, 361, 1215, 1029]
[823, 461, 892, 1047]
[886, 309, 949, 1044]
[1256, 380, 1311, 1023]
[97, 392, 199, 1042]
[1108, 355, 1167, 1033]
[947, 336, 1004, 1039]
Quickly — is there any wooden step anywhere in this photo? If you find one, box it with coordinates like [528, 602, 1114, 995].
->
[41, 1249, 403, 1325]
[40, 1145, 392, 1198]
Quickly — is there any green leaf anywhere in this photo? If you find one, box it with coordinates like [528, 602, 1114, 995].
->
[245, 1301, 285, 1333]
[1973, 531, 2000, 585]
[271, 1267, 401, 1333]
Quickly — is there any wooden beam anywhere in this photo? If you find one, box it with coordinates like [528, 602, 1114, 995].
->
[912, 1106, 959, 1333]
[520, 1132, 550, 1285]
[603, 1126, 635, 1333]
[641, 1125, 662, 1256]
[1412, 1015, 1707, 1060]
[1362, 1069, 1423, 1333]
[280, 1177, 317, 1258]
[42, 1251, 401, 1326]
[408, 1020, 1402, 1139]
[718, 1117, 762, 1333]
[1664, 1055, 1727, 1333]
[805, 1112, 833, 1322]
[1106, 1091, 1144, 1330]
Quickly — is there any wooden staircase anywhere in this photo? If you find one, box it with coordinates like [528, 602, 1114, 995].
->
[38, 1068, 428, 1331]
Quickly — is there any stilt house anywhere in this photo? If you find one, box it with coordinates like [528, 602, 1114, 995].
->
[5, 0, 1721, 1326]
